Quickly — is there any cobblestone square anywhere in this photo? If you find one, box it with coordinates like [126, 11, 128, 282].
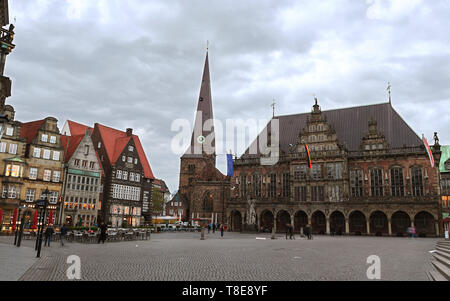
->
[0, 233, 438, 281]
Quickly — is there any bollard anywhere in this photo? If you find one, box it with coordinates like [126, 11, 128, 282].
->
[271, 227, 276, 240]
[201, 227, 205, 240]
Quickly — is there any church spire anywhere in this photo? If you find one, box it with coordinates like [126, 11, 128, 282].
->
[183, 50, 216, 165]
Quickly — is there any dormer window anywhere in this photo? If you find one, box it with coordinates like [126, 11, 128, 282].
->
[50, 136, 56, 144]
[41, 134, 48, 142]
[128, 146, 134, 152]
[5, 127, 13, 136]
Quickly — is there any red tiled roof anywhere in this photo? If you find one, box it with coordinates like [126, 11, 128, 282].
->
[61, 134, 104, 176]
[61, 134, 84, 163]
[96, 123, 155, 179]
[67, 120, 93, 136]
[19, 119, 45, 144]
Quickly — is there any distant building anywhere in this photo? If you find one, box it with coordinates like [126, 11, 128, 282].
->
[60, 129, 102, 227]
[62, 121, 155, 227]
[166, 190, 188, 222]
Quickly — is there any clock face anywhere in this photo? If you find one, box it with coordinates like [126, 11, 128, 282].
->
[197, 135, 205, 144]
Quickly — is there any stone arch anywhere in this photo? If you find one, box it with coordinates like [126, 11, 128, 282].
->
[311, 210, 326, 235]
[230, 210, 242, 232]
[276, 210, 291, 233]
[260, 209, 274, 232]
[294, 210, 308, 233]
[349, 210, 366, 235]
[414, 211, 435, 237]
[370, 211, 389, 236]
[391, 211, 411, 237]
[329, 211, 345, 235]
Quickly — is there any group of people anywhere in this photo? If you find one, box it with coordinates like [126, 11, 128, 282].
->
[407, 226, 416, 238]
[207, 223, 226, 237]
[41, 222, 108, 247]
[285, 224, 313, 240]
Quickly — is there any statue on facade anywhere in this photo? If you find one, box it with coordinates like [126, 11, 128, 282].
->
[247, 199, 256, 225]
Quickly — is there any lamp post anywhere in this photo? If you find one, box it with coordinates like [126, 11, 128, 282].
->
[117, 207, 121, 229]
[13, 202, 25, 245]
[35, 187, 50, 258]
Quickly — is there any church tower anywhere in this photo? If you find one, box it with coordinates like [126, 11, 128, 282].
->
[179, 51, 216, 191]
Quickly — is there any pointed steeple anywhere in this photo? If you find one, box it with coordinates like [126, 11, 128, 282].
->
[183, 50, 216, 165]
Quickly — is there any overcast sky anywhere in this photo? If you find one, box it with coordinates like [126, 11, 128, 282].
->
[7, 0, 450, 193]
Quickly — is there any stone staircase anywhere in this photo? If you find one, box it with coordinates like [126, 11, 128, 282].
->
[428, 240, 450, 281]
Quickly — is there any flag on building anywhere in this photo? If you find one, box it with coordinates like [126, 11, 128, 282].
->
[11, 208, 17, 231]
[305, 144, 312, 169]
[32, 210, 37, 229]
[48, 210, 53, 225]
[227, 153, 233, 176]
[422, 134, 434, 167]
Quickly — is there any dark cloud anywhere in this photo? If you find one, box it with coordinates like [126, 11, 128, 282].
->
[6, 0, 450, 192]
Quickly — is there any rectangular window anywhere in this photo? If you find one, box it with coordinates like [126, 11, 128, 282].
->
[127, 157, 133, 163]
[134, 158, 138, 164]
[240, 175, 247, 197]
[0, 142, 6, 152]
[252, 174, 261, 197]
[311, 164, 322, 180]
[311, 186, 324, 202]
[282, 173, 290, 197]
[5, 127, 13, 136]
[49, 191, 58, 204]
[294, 165, 307, 181]
[89, 162, 95, 169]
[327, 163, 335, 179]
[122, 171, 128, 180]
[269, 174, 277, 197]
[135, 174, 140, 182]
[6, 164, 21, 177]
[128, 146, 134, 152]
[29, 167, 38, 180]
[328, 185, 341, 202]
[41, 134, 48, 142]
[1, 186, 6, 198]
[8, 186, 18, 199]
[411, 167, 423, 197]
[52, 151, 60, 161]
[43, 149, 50, 159]
[33, 148, 41, 158]
[370, 169, 383, 197]
[84, 145, 89, 155]
[74, 159, 80, 166]
[122, 156, 126, 162]
[129, 172, 135, 182]
[294, 186, 307, 202]
[82, 160, 87, 168]
[25, 189, 35, 202]
[8, 143, 17, 154]
[50, 136, 56, 143]
[43, 169, 51, 181]
[391, 168, 404, 197]
[52, 171, 61, 182]
[350, 170, 363, 197]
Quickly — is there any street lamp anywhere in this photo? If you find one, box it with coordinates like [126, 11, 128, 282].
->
[117, 207, 121, 229]
[35, 187, 50, 258]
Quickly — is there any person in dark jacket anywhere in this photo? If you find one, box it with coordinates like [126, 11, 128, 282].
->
[98, 222, 107, 244]
[289, 224, 295, 240]
[285, 224, 290, 240]
[44, 225, 54, 247]
[220, 224, 224, 237]
[60, 224, 68, 246]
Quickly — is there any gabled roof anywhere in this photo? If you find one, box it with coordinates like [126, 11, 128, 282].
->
[66, 120, 93, 136]
[95, 123, 155, 179]
[243, 102, 422, 157]
[154, 178, 169, 193]
[19, 119, 45, 144]
[61, 134, 84, 163]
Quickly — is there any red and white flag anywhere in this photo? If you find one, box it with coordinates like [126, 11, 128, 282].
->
[422, 134, 434, 167]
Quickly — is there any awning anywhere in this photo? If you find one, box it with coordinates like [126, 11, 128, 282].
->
[442, 217, 450, 223]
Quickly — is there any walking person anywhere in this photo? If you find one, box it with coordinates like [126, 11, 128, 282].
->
[212, 223, 216, 234]
[60, 223, 67, 247]
[289, 224, 295, 240]
[208, 223, 211, 234]
[411, 226, 416, 238]
[220, 224, 224, 238]
[98, 222, 107, 244]
[285, 223, 290, 240]
[44, 224, 54, 247]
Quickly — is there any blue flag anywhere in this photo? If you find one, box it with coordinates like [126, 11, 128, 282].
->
[226, 154, 233, 177]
